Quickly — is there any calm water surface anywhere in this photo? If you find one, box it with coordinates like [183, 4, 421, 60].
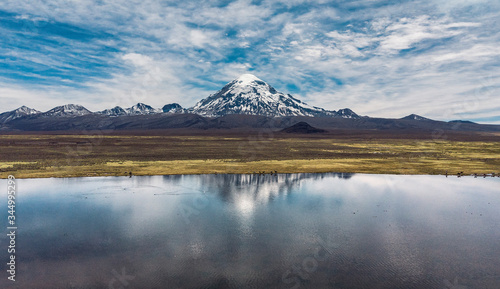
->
[1, 173, 499, 289]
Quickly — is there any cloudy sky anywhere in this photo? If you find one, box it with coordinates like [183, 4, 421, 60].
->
[1, 0, 499, 123]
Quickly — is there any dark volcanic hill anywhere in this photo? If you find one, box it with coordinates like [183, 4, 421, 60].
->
[401, 114, 431, 121]
[281, 122, 327, 134]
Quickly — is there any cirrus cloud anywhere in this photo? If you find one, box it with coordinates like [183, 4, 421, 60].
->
[0, 0, 498, 123]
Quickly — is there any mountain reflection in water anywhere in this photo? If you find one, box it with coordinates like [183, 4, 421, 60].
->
[0, 173, 499, 289]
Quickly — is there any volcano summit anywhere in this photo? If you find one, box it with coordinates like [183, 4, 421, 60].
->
[191, 74, 359, 118]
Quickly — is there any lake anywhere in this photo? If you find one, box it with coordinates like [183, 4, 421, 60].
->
[1, 173, 499, 288]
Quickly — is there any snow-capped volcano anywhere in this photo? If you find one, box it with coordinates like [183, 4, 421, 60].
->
[98, 106, 128, 116]
[191, 74, 352, 118]
[126, 103, 160, 115]
[97, 103, 161, 116]
[162, 103, 186, 114]
[0, 106, 41, 123]
[42, 104, 91, 117]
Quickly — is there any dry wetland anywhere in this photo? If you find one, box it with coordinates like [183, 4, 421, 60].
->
[1, 130, 499, 179]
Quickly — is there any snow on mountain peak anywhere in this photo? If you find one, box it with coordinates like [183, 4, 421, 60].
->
[0, 106, 41, 123]
[162, 103, 185, 114]
[98, 106, 127, 116]
[126, 103, 160, 115]
[16, 106, 40, 115]
[235, 74, 262, 86]
[402, 114, 430, 121]
[43, 104, 91, 116]
[190, 75, 344, 117]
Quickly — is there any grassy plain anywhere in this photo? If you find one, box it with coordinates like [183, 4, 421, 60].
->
[0, 132, 499, 178]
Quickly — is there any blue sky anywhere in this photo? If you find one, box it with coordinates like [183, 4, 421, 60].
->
[0, 0, 499, 123]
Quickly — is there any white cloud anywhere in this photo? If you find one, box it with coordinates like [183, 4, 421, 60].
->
[14, 14, 49, 22]
[198, 0, 274, 27]
[377, 16, 479, 53]
[0, 0, 499, 123]
[432, 44, 500, 62]
[122, 53, 152, 67]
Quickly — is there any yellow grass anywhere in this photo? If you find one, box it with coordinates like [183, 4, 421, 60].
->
[0, 135, 499, 178]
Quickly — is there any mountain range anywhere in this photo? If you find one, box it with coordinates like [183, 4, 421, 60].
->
[0, 74, 498, 133]
[1, 74, 359, 122]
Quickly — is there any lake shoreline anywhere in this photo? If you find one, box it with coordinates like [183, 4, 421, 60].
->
[1, 158, 499, 179]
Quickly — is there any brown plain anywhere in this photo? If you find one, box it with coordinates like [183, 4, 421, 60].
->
[0, 128, 499, 178]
